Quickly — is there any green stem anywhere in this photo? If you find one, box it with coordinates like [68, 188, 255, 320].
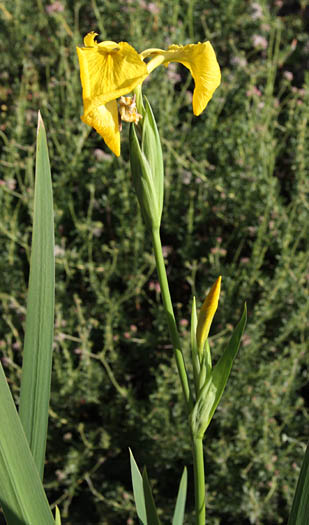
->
[192, 437, 206, 525]
[151, 227, 193, 412]
[151, 227, 206, 523]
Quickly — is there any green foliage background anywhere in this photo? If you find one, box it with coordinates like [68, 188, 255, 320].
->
[0, 0, 308, 523]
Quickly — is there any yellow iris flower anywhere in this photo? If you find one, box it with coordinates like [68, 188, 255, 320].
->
[76, 32, 221, 156]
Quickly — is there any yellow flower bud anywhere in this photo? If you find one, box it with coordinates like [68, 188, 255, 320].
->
[196, 276, 221, 353]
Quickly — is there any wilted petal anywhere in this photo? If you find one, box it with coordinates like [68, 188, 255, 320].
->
[81, 100, 120, 157]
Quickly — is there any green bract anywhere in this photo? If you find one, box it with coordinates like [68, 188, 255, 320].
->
[190, 305, 247, 438]
[129, 96, 164, 231]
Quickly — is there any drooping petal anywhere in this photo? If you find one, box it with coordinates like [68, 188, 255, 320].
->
[81, 100, 120, 157]
[76, 33, 148, 115]
[144, 42, 221, 115]
[196, 276, 221, 352]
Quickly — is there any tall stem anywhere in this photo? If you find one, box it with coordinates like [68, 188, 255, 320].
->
[151, 227, 193, 413]
[192, 437, 206, 525]
[151, 227, 206, 523]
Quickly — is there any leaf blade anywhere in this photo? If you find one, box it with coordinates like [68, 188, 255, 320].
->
[18, 111, 55, 479]
[0, 363, 55, 524]
[129, 449, 147, 524]
[142, 468, 161, 525]
[172, 467, 187, 525]
[288, 441, 309, 525]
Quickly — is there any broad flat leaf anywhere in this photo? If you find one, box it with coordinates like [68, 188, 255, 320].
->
[191, 304, 247, 437]
[172, 468, 187, 525]
[142, 468, 161, 525]
[19, 111, 55, 479]
[130, 449, 147, 524]
[288, 441, 309, 525]
[0, 363, 55, 524]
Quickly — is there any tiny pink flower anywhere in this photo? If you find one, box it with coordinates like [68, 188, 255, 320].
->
[155, 282, 161, 293]
[231, 56, 247, 68]
[251, 2, 263, 20]
[140, 0, 160, 14]
[54, 245, 65, 257]
[6, 178, 16, 190]
[148, 281, 155, 291]
[46, 2, 64, 14]
[246, 86, 262, 97]
[252, 34, 268, 50]
[162, 245, 172, 257]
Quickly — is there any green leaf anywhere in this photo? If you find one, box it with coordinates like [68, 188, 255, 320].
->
[18, 111, 55, 479]
[288, 441, 309, 525]
[191, 297, 200, 397]
[142, 468, 161, 525]
[0, 363, 55, 524]
[172, 468, 187, 525]
[142, 96, 164, 219]
[129, 123, 161, 230]
[129, 449, 147, 524]
[191, 304, 247, 438]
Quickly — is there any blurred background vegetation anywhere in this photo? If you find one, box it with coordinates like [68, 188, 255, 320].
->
[0, 0, 308, 523]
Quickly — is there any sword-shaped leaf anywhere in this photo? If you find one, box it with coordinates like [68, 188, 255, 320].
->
[0, 363, 55, 524]
[172, 468, 187, 525]
[142, 467, 161, 525]
[130, 449, 147, 524]
[288, 441, 309, 525]
[19, 111, 55, 480]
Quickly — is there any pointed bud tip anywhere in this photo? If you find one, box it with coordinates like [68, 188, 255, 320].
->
[196, 276, 222, 351]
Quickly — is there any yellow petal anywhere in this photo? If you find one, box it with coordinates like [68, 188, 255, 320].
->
[76, 34, 148, 115]
[196, 276, 221, 351]
[144, 42, 221, 115]
[81, 100, 120, 157]
[84, 31, 98, 47]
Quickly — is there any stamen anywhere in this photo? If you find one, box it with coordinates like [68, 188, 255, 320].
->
[118, 94, 143, 125]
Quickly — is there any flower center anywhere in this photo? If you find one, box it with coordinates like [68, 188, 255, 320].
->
[118, 95, 143, 125]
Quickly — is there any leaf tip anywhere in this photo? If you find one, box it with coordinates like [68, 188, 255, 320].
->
[243, 302, 247, 318]
[37, 110, 45, 132]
